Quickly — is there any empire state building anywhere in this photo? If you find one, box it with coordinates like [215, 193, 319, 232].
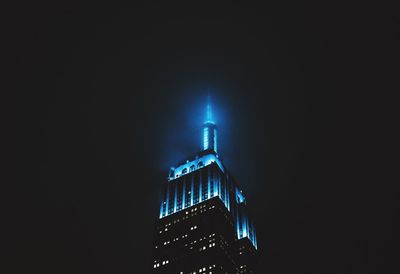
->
[152, 99, 258, 273]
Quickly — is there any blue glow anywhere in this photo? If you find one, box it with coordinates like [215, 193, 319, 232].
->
[242, 216, 248, 238]
[174, 184, 177, 213]
[252, 221, 258, 249]
[236, 187, 246, 203]
[165, 187, 169, 216]
[205, 96, 214, 124]
[159, 198, 164, 218]
[236, 214, 241, 239]
[225, 184, 230, 211]
[160, 96, 258, 251]
[235, 208, 258, 250]
[203, 127, 209, 150]
[213, 171, 218, 197]
[168, 153, 224, 181]
[214, 129, 217, 153]
[161, 164, 227, 219]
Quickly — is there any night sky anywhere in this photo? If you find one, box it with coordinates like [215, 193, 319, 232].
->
[7, 1, 397, 274]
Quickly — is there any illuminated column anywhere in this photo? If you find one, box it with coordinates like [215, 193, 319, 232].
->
[203, 97, 218, 153]
[227, 188, 230, 211]
[225, 177, 230, 211]
[199, 173, 202, 203]
[173, 183, 177, 213]
[159, 199, 164, 218]
[242, 215, 248, 238]
[254, 226, 258, 249]
[165, 185, 170, 216]
[236, 211, 241, 238]
[203, 123, 217, 152]
[252, 221, 258, 249]
[213, 169, 218, 197]
[214, 128, 217, 152]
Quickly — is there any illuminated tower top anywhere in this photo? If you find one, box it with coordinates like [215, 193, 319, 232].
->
[161, 96, 258, 253]
[203, 96, 218, 153]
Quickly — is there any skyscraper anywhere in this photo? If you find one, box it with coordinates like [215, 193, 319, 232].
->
[152, 99, 258, 273]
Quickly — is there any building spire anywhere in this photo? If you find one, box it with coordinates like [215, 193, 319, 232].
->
[203, 95, 218, 153]
[205, 95, 214, 124]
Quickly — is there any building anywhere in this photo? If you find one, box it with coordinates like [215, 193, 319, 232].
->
[152, 100, 258, 274]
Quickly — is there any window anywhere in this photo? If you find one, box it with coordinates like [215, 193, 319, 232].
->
[198, 161, 204, 168]
[182, 168, 187, 174]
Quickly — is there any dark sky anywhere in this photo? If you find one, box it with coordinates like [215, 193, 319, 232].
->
[6, 1, 398, 274]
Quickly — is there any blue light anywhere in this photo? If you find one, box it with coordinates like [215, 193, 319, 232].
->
[160, 96, 258, 250]
[174, 184, 177, 213]
[203, 127, 209, 150]
[167, 153, 224, 181]
[214, 128, 217, 153]
[159, 199, 164, 218]
[206, 96, 214, 124]
[254, 229, 258, 249]
[225, 184, 230, 211]
[236, 214, 241, 238]
[252, 221, 258, 250]
[213, 171, 218, 197]
[242, 216, 248, 238]
[236, 187, 246, 203]
[182, 180, 186, 210]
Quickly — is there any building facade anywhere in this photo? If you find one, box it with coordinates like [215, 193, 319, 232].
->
[152, 101, 258, 274]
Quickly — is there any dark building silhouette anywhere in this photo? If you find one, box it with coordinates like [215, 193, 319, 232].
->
[152, 100, 258, 273]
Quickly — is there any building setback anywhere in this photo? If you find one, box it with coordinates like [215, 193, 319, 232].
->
[152, 100, 258, 274]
